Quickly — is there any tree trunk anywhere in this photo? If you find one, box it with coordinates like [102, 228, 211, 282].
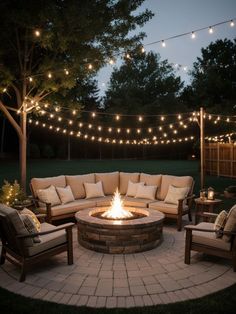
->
[19, 111, 27, 192]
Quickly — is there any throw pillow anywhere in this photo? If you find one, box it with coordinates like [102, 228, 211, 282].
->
[84, 181, 105, 199]
[164, 185, 190, 205]
[20, 208, 41, 232]
[126, 181, 144, 197]
[223, 205, 236, 242]
[135, 185, 157, 200]
[213, 210, 227, 238]
[37, 185, 61, 206]
[20, 214, 41, 243]
[56, 186, 75, 204]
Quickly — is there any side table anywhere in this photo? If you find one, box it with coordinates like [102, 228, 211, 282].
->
[194, 198, 222, 224]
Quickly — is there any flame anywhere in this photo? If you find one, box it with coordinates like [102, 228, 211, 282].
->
[102, 189, 133, 219]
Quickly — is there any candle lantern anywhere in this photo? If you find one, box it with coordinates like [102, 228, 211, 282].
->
[207, 187, 215, 200]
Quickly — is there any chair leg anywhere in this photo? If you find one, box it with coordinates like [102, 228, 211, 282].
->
[177, 215, 182, 231]
[66, 228, 73, 265]
[184, 229, 192, 265]
[0, 246, 6, 265]
[19, 261, 26, 282]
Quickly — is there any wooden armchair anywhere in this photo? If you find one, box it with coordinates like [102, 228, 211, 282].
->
[0, 204, 74, 282]
[185, 212, 236, 271]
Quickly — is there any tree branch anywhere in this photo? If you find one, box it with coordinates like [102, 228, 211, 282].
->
[0, 100, 22, 138]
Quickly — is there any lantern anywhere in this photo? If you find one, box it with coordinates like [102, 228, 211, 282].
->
[207, 187, 215, 200]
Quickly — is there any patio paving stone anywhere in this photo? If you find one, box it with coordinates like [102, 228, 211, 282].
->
[1, 223, 236, 308]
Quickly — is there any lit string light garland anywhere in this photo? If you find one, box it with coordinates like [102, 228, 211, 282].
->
[1, 17, 234, 93]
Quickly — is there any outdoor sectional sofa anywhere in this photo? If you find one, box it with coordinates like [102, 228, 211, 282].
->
[30, 172, 195, 231]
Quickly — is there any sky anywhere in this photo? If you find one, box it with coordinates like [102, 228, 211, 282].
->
[97, 0, 236, 96]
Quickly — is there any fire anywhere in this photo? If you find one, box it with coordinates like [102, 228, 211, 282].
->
[102, 189, 133, 219]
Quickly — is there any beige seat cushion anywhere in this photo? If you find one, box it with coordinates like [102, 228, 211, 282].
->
[0, 204, 33, 246]
[89, 196, 113, 207]
[119, 172, 140, 195]
[223, 205, 236, 242]
[157, 175, 193, 200]
[65, 174, 95, 199]
[31, 175, 66, 198]
[95, 172, 119, 195]
[192, 222, 231, 251]
[25, 222, 67, 257]
[39, 199, 96, 217]
[149, 200, 188, 214]
[123, 196, 154, 208]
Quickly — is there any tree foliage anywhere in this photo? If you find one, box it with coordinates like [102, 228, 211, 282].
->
[181, 39, 236, 113]
[0, 0, 153, 188]
[104, 51, 184, 115]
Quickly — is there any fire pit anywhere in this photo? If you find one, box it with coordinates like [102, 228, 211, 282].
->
[75, 190, 164, 253]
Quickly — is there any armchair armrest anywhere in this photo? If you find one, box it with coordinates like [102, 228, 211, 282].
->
[184, 224, 215, 233]
[29, 197, 52, 223]
[16, 222, 75, 239]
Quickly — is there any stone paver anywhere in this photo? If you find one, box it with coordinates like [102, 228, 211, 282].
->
[1, 224, 236, 308]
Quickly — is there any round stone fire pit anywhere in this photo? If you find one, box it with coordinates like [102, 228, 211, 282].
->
[75, 207, 164, 254]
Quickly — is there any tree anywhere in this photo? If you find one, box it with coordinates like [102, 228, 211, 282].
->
[104, 51, 184, 115]
[181, 39, 236, 113]
[0, 0, 153, 190]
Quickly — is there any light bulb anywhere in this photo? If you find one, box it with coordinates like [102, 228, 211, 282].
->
[191, 32, 196, 39]
[98, 126, 102, 131]
[88, 64, 93, 70]
[69, 120, 73, 125]
[116, 115, 120, 120]
[48, 72, 52, 78]
[126, 129, 130, 133]
[141, 47, 145, 53]
[109, 59, 114, 65]
[160, 116, 165, 121]
[72, 110, 76, 115]
[138, 116, 143, 122]
[64, 69, 69, 75]
[230, 20, 234, 27]
[34, 29, 40, 37]
[161, 40, 166, 47]
[108, 127, 112, 132]
[148, 128, 152, 133]
[29, 77, 33, 82]
[117, 128, 120, 133]
[209, 27, 213, 34]
[92, 112, 96, 118]
[88, 124, 92, 129]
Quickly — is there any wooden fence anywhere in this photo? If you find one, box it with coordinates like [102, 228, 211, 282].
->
[205, 143, 236, 178]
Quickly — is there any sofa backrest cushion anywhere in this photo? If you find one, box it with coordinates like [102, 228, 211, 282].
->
[157, 175, 193, 200]
[95, 171, 119, 195]
[66, 174, 95, 199]
[140, 173, 162, 198]
[31, 175, 66, 198]
[119, 172, 140, 195]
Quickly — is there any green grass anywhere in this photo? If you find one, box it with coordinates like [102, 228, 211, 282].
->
[0, 283, 236, 314]
[0, 158, 236, 313]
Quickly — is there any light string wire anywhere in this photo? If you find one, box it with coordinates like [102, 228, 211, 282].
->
[1, 17, 235, 92]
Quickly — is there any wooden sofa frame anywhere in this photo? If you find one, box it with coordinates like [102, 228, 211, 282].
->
[184, 212, 236, 271]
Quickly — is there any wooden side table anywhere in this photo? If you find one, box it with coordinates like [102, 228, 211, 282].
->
[194, 198, 222, 224]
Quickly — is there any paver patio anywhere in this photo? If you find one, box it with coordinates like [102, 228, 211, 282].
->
[1, 218, 236, 308]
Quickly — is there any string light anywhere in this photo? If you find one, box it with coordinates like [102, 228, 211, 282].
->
[161, 40, 166, 47]
[34, 29, 41, 37]
[72, 110, 76, 115]
[92, 112, 96, 118]
[64, 69, 69, 75]
[209, 26, 213, 34]
[48, 72, 52, 79]
[191, 31, 196, 39]
[141, 47, 145, 53]
[88, 64, 93, 70]
[138, 116, 143, 122]
[230, 20, 235, 27]
[116, 115, 120, 121]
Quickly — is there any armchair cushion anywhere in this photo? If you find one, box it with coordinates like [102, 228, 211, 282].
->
[24, 222, 67, 257]
[191, 222, 231, 251]
[20, 208, 41, 232]
[223, 205, 236, 242]
[164, 185, 190, 205]
[20, 214, 41, 243]
[37, 185, 61, 206]
[0, 204, 33, 246]
[213, 210, 227, 238]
